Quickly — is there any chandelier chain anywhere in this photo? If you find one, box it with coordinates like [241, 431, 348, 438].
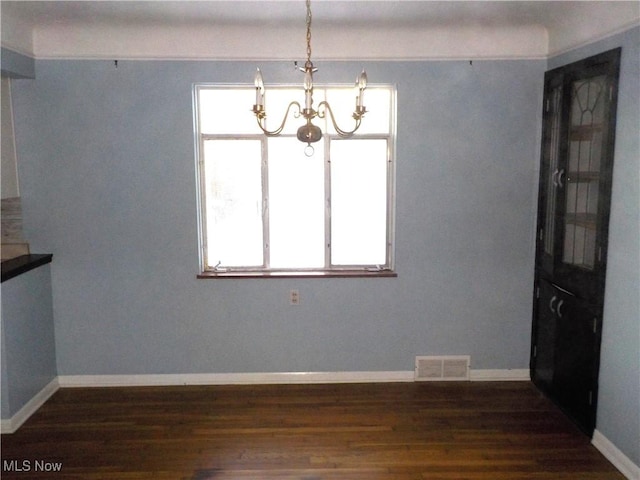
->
[305, 0, 313, 68]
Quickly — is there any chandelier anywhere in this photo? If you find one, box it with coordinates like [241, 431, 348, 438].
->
[252, 0, 368, 155]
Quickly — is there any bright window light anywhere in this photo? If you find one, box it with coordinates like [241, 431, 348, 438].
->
[194, 84, 396, 275]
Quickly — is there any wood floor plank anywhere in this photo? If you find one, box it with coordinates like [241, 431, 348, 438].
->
[0, 382, 625, 479]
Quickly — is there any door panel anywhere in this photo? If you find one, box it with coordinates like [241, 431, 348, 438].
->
[531, 280, 558, 393]
[532, 279, 601, 436]
[553, 295, 600, 435]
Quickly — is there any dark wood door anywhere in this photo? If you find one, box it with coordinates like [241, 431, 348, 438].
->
[531, 48, 620, 437]
[532, 279, 602, 435]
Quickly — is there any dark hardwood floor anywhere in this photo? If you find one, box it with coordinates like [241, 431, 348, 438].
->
[1, 382, 624, 480]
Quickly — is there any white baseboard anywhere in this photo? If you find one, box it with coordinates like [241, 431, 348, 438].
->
[592, 429, 640, 480]
[57, 369, 530, 388]
[58, 371, 416, 387]
[469, 368, 530, 381]
[0, 378, 59, 434]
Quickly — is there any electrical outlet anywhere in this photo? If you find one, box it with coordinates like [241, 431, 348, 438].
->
[289, 289, 300, 305]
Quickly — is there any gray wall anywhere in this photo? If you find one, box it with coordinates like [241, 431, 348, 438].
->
[11, 58, 543, 376]
[549, 26, 640, 466]
[1, 264, 57, 418]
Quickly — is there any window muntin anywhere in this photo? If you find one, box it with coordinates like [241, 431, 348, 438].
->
[195, 84, 396, 275]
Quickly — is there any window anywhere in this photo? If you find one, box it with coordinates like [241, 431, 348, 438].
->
[194, 84, 396, 277]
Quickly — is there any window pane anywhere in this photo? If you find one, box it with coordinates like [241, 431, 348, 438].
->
[199, 89, 261, 135]
[331, 139, 388, 265]
[203, 139, 263, 267]
[268, 138, 325, 268]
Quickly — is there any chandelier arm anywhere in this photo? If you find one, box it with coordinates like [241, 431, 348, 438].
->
[256, 101, 303, 136]
[316, 101, 362, 137]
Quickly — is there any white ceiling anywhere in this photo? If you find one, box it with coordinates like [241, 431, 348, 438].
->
[2, 1, 639, 60]
[0, 1, 612, 28]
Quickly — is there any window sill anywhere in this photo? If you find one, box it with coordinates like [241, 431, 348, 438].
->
[197, 270, 397, 279]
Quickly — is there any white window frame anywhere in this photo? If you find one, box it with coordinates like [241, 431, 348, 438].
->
[193, 83, 397, 277]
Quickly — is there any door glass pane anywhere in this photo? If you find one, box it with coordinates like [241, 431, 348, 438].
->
[330, 139, 388, 266]
[268, 138, 325, 268]
[544, 86, 563, 256]
[203, 139, 264, 267]
[563, 76, 606, 270]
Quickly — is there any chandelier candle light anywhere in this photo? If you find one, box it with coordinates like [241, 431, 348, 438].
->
[252, 0, 368, 155]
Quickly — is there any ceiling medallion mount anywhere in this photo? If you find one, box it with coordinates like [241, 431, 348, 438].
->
[252, 0, 368, 155]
